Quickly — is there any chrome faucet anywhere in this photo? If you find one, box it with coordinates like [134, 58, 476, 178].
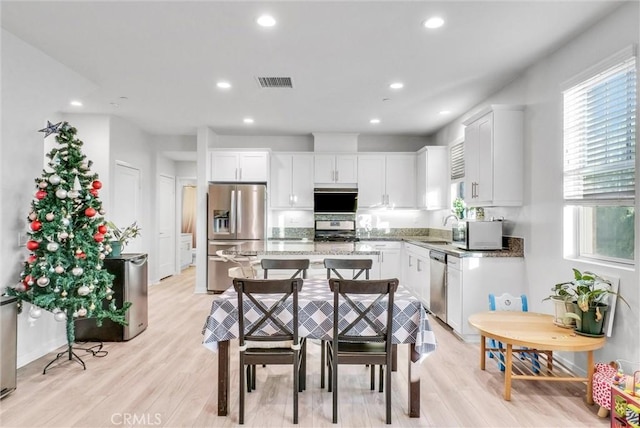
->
[442, 214, 459, 226]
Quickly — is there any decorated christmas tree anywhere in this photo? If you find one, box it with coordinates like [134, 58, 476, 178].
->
[8, 121, 130, 371]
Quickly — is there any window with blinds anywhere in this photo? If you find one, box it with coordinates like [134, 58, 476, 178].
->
[562, 49, 636, 264]
[450, 141, 465, 180]
[563, 55, 636, 203]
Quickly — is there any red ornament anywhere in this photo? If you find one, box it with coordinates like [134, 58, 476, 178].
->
[76, 252, 87, 259]
[98, 224, 107, 234]
[35, 190, 47, 200]
[90, 189, 99, 197]
[92, 180, 102, 190]
[26, 240, 39, 251]
[94, 232, 105, 243]
[84, 207, 96, 217]
[23, 275, 33, 286]
[30, 220, 42, 231]
[27, 255, 37, 264]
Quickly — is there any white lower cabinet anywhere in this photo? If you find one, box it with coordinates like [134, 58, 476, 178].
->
[446, 256, 525, 342]
[357, 241, 401, 280]
[402, 243, 431, 309]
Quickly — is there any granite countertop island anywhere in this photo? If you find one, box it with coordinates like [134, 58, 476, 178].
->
[225, 236, 524, 258]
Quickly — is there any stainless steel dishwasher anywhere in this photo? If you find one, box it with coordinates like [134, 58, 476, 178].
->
[429, 250, 447, 322]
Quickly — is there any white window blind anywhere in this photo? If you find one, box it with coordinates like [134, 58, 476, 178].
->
[563, 55, 636, 203]
[450, 141, 465, 180]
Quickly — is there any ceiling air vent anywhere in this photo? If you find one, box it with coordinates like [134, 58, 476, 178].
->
[256, 77, 293, 88]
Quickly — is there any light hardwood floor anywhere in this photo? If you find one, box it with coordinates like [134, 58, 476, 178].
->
[0, 267, 609, 427]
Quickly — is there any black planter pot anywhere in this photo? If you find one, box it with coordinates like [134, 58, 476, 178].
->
[573, 302, 608, 336]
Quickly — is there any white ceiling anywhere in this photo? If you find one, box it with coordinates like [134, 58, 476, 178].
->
[1, 1, 624, 138]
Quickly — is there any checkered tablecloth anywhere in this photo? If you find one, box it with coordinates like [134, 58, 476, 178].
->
[201, 278, 437, 359]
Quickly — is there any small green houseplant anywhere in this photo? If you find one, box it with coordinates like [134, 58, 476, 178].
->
[106, 221, 141, 256]
[549, 268, 629, 335]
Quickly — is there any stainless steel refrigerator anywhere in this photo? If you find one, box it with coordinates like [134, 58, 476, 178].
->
[75, 253, 148, 341]
[207, 183, 266, 291]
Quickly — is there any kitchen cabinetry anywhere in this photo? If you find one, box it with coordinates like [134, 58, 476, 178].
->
[209, 151, 269, 182]
[402, 243, 431, 309]
[463, 105, 523, 207]
[357, 241, 401, 279]
[270, 153, 314, 209]
[416, 146, 447, 210]
[314, 154, 357, 184]
[180, 233, 192, 270]
[358, 154, 416, 208]
[446, 256, 525, 342]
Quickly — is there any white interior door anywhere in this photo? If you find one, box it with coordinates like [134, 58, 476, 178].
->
[113, 162, 141, 253]
[158, 174, 176, 279]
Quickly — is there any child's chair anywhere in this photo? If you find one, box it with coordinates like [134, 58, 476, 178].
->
[488, 293, 541, 373]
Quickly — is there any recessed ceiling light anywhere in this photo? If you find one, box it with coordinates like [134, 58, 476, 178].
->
[257, 15, 276, 27]
[389, 82, 404, 90]
[243, 118, 254, 124]
[217, 81, 231, 89]
[423, 16, 445, 29]
[439, 110, 451, 115]
[70, 100, 83, 107]
[370, 119, 381, 124]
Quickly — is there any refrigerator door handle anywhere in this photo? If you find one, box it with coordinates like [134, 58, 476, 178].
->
[237, 190, 242, 234]
[230, 190, 236, 234]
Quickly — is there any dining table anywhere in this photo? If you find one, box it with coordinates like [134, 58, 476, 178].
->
[202, 277, 437, 418]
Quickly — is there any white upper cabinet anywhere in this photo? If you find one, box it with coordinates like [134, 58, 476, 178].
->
[270, 153, 314, 209]
[314, 154, 358, 184]
[463, 105, 523, 207]
[209, 151, 269, 182]
[416, 146, 448, 210]
[358, 154, 416, 208]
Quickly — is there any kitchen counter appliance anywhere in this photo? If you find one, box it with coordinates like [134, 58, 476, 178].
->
[452, 220, 503, 250]
[314, 220, 358, 242]
[75, 253, 148, 341]
[208, 183, 266, 291]
[313, 188, 358, 213]
[429, 250, 447, 322]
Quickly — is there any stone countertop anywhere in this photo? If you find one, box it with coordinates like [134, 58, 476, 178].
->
[223, 240, 380, 256]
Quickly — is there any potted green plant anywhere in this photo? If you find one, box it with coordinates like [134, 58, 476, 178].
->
[551, 268, 629, 336]
[543, 280, 578, 328]
[106, 221, 141, 257]
[452, 197, 466, 219]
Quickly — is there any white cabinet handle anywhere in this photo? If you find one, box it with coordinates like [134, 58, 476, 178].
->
[417, 259, 422, 272]
[335, 170, 339, 182]
[408, 255, 413, 267]
[239, 168, 242, 181]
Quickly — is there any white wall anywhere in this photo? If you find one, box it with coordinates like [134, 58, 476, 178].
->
[175, 161, 196, 178]
[358, 134, 432, 152]
[1, 29, 98, 367]
[433, 2, 640, 366]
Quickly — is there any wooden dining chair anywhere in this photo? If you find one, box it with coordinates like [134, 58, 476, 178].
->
[321, 258, 374, 389]
[261, 258, 310, 279]
[258, 258, 309, 390]
[233, 277, 305, 425]
[326, 278, 398, 424]
[488, 293, 542, 373]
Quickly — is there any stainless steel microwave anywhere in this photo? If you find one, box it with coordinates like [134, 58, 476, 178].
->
[452, 220, 503, 250]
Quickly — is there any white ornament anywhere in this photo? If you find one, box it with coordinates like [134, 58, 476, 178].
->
[53, 287, 60, 293]
[77, 285, 90, 296]
[106, 295, 113, 300]
[14, 283, 26, 292]
[68, 190, 79, 199]
[46, 242, 59, 252]
[59, 232, 69, 240]
[29, 306, 42, 319]
[46, 213, 55, 221]
[69, 233, 75, 239]
[61, 290, 68, 297]
[89, 284, 95, 291]
[96, 265, 101, 270]
[27, 278, 34, 286]
[54, 311, 66, 322]
[62, 218, 70, 226]
[55, 265, 64, 274]
[77, 307, 87, 317]
[36, 277, 50, 287]
[38, 181, 48, 189]
[71, 267, 84, 276]
[99, 209, 106, 215]
[28, 212, 37, 221]
[99, 253, 106, 260]
[72, 311, 79, 318]
[55, 189, 68, 199]
[48, 175, 61, 185]
[89, 303, 96, 311]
